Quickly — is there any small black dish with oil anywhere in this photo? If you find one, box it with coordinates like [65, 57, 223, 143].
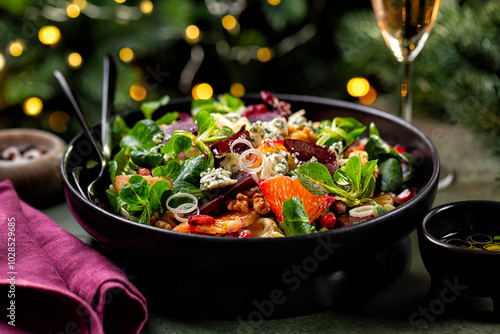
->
[419, 200, 500, 320]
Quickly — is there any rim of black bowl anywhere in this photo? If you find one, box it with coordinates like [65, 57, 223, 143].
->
[422, 200, 500, 254]
[61, 93, 440, 242]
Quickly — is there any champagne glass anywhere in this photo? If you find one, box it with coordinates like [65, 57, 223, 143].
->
[371, 0, 441, 123]
[371, 0, 453, 189]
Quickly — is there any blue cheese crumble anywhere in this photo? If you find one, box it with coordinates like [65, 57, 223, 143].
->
[248, 117, 288, 146]
[199, 167, 237, 191]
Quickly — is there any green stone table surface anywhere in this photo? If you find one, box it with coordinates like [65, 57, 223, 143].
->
[43, 115, 500, 333]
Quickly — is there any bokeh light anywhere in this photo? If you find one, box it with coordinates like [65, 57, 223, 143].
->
[49, 111, 71, 132]
[185, 25, 200, 43]
[140, 0, 153, 14]
[256, 47, 273, 62]
[230, 83, 245, 97]
[68, 52, 83, 68]
[9, 42, 23, 57]
[74, 0, 87, 10]
[359, 87, 377, 105]
[268, 0, 281, 5]
[130, 84, 147, 101]
[38, 26, 61, 45]
[67, 4, 80, 18]
[0, 53, 5, 71]
[119, 47, 134, 63]
[23, 97, 43, 116]
[347, 77, 370, 97]
[192, 83, 213, 100]
[222, 15, 237, 30]
[115, 0, 126, 3]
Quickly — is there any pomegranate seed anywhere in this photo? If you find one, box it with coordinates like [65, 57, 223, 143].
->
[394, 144, 406, 154]
[320, 213, 337, 229]
[238, 230, 253, 238]
[137, 167, 151, 176]
[395, 188, 416, 205]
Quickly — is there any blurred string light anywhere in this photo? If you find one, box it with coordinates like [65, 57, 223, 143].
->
[230, 83, 245, 97]
[359, 87, 377, 105]
[66, 3, 81, 18]
[23, 97, 43, 116]
[119, 47, 134, 63]
[0, 53, 5, 71]
[268, 0, 281, 5]
[38, 26, 61, 45]
[192, 83, 213, 100]
[67, 52, 83, 68]
[9, 41, 24, 57]
[347, 77, 370, 97]
[115, 0, 126, 3]
[130, 83, 147, 101]
[74, 0, 87, 10]
[49, 111, 70, 132]
[256, 47, 273, 62]
[140, 0, 153, 14]
[222, 15, 238, 32]
[185, 25, 201, 43]
[347, 77, 377, 105]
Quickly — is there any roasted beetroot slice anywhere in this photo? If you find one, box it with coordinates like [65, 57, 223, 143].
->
[162, 120, 198, 144]
[199, 171, 257, 214]
[284, 139, 338, 165]
[209, 126, 252, 158]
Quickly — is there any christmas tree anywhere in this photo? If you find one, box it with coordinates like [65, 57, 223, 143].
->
[335, 0, 500, 155]
[0, 0, 368, 141]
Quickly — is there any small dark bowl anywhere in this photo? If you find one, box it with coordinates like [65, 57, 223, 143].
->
[419, 201, 500, 317]
[61, 94, 439, 317]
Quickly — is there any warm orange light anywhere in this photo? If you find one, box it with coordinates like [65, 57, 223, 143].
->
[67, 4, 80, 18]
[130, 84, 147, 101]
[185, 25, 200, 43]
[140, 0, 153, 14]
[222, 15, 237, 30]
[359, 87, 377, 105]
[230, 83, 245, 97]
[268, 0, 281, 5]
[49, 111, 71, 132]
[256, 47, 273, 62]
[38, 26, 61, 45]
[0, 53, 5, 71]
[68, 52, 83, 68]
[347, 77, 370, 97]
[119, 47, 134, 63]
[74, 0, 87, 10]
[192, 83, 213, 100]
[9, 41, 24, 57]
[23, 97, 43, 116]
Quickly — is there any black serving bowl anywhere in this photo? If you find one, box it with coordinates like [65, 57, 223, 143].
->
[61, 94, 439, 318]
[419, 201, 500, 317]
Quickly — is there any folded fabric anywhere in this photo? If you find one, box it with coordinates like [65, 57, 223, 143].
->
[0, 179, 147, 333]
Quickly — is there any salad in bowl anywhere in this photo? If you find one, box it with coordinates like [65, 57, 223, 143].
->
[105, 91, 417, 238]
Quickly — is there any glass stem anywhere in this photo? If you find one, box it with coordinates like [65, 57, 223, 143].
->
[400, 59, 413, 123]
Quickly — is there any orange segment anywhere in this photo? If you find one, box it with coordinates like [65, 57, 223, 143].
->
[259, 175, 334, 223]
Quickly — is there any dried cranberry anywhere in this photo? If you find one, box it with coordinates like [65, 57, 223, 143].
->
[320, 213, 337, 229]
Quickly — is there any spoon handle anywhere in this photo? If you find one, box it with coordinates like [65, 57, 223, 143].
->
[53, 70, 103, 159]
[101, 54, 116, 161]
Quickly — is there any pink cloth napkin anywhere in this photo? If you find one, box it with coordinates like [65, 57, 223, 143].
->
[0, 180, 147, 333]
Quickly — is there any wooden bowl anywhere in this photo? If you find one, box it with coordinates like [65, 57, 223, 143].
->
[0, 128, 66, 207]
